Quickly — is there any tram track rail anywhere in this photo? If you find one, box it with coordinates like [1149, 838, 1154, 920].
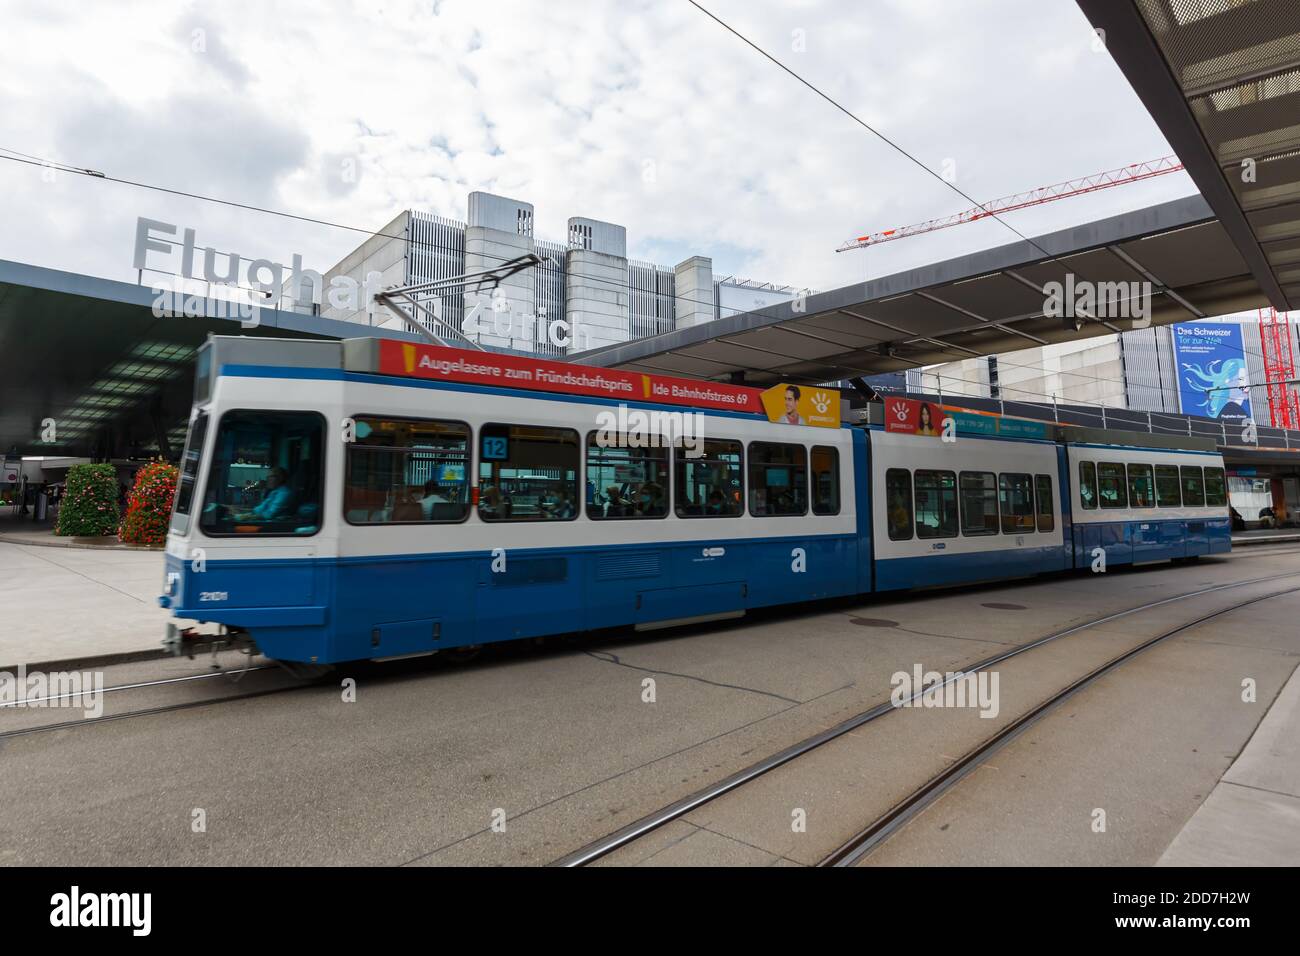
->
[553, 567, 1300, 867]
[0, 662, 315, 740]
[819, 584, 1300, 866]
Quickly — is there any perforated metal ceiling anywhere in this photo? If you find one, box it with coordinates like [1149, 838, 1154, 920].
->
[1085, 0, 1300, 307]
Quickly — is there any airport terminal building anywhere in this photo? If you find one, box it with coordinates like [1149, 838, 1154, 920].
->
[295, 189, 810, 357]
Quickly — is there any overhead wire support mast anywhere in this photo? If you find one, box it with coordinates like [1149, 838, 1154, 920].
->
[835, 156, 1185, 252]
[374, 253, 548, 350]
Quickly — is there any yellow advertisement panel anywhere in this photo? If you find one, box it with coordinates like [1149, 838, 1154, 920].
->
[760, 383, 841, 428]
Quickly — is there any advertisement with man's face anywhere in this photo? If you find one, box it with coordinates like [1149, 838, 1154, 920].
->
[760, 383, 840, 427]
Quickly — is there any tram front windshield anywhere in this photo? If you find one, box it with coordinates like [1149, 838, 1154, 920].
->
[199, 410, 324, 536]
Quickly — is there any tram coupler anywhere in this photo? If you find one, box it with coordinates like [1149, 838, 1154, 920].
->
[163, 623, 256, 661]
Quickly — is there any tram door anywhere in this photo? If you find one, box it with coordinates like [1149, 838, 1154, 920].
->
[473, 425, 583, 642]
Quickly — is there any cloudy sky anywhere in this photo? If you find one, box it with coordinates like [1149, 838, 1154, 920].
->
[0, 0, 1197, 294]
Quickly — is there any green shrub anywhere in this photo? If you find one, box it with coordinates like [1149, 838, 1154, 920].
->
[54, 463, 120, 537]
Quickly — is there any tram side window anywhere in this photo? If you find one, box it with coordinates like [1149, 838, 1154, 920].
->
[344, 417, 470, 524]
[675, 439, 743, 517]
[478, 424, 579, 522]
[1155, 465, 1182, 508]
[585, 434, 669, 519]
[1097, 462, 1128, 509]
[998, 473, 1035, 533]
[915, 470, 958, 539]
[199, 410, 325, 536]
[748, 442, 807, 516]
[811, 446, 840, 515]
[885, 468, 913, 540]
[1127, 463, 1155, 509]
[1181, 466, 1205, 507]
[1204, 467, 1227, 507]
[1035, 474, 1055, 532]
[1078, 461, 1098, 510]
[173, 411, 209, 517]
[959, 471, 998, 536]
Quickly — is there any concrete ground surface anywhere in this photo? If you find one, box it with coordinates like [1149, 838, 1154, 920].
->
[857, 586, 1300, 867]
[2, 545, 1300, 866]
[0, 540, 174, 668]
[1157, 659, 1300, 866]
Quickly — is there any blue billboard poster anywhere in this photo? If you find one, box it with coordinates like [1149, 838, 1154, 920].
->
[1172, 322, 1253, 425]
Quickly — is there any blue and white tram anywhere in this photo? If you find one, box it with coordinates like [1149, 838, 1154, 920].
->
[870, 428, 1068, 592]
[1066, 442, 1231, 565]
[159, 336, 1231, 665]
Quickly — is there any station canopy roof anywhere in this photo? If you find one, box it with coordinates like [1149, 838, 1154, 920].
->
[0, 259, 417, 458]
[571, 195, 1270, 386]
[1077, 0, 1300, 311]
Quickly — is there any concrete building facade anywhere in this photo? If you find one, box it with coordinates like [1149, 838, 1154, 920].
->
[301, 189, 804, 358]
[910, 315, 1300, 429]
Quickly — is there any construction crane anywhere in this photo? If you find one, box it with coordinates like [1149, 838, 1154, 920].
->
[835, 155, 1184, 252]
[1258, 307, 1300, 429]
[838, 155, 1300, 428]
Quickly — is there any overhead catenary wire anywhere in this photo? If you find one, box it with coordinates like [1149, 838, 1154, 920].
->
[0, 149, 739, 321]
[682, 1, 1124, 275]
[676, 1, 1295, 399]
[0, 147, 1283, 399]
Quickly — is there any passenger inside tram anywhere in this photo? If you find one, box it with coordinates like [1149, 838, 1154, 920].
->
[602, 485, 629, 517]
[889, 493, 910, 537]
[636, 482, 666, 517]
[480, 485, 513, 519]
[420, 480, 450, 519]
[540, 486, 576, 519]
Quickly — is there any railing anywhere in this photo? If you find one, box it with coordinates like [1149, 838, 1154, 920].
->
[878, 385, 1300, 452]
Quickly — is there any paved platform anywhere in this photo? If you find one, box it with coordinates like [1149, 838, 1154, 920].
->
[0, 540, 174, 669]
[1158, 661, 1300, 867]
[0, 512, 150, 550]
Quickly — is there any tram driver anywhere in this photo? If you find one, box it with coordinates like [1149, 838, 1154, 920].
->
[232, 467, 294, 522]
